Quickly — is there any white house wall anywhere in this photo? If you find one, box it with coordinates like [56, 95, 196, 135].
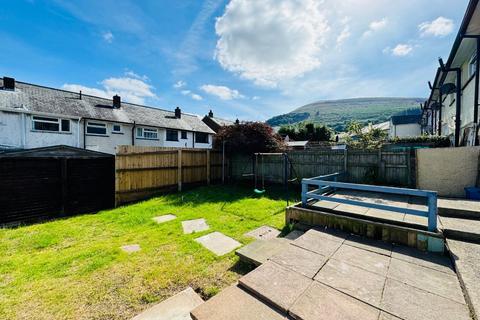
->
[0, 111, 22, 148]
[25, 115, 80, 149]
[389, 123, 421, 138]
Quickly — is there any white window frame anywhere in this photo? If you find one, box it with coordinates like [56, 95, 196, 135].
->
[86, 121, 107, 136]
[166, 129, 179, 142]
[112, 124, 122, 134]
[195, 132, 209, 144]
[32, 116, 71, 133]
[469, 53, 477, 78]
[136, 127, 158, 140]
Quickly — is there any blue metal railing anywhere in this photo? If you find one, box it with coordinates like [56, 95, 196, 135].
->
[301, 172, 438, 232]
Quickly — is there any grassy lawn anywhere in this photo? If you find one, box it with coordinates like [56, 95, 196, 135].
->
[0, 184, 295, 320]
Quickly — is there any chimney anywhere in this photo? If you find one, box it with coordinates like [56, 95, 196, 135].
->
[208, 110, 214, 118]
[113, 95, 121, 108]
[79, 90, 82, 100]
[3, 77, 15, 90]
[175, 106, 181, 119]
[235, 119, 240, 125]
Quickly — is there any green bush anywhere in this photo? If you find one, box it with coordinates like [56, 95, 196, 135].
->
[389, 135, 451, 147]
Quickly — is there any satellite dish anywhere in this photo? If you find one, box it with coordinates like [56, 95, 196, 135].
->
[440, 83, 456, 95]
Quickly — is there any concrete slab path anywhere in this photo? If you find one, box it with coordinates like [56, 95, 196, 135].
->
[244, 226, 280, 240]
[132, 287, 203, 320]
[236, 238, 290, 266]
[121, 244, 141, 253]
[182, 219, 209, 234]
[194, 232, 241, 256]
[153, 214, 176, 224]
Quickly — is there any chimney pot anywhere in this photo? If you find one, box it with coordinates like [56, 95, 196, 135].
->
[208, 110, 214, 118]
[3, 77, 15, 90]
[113, 95, 121, 108]
[235, 119, 240, 125]
[175, 106, 181, 118]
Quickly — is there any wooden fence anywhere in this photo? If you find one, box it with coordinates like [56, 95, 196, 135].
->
[230, 149, 414, 188]
[115, 146, 225, 205]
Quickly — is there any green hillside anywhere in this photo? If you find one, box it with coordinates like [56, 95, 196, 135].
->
[266, 97, 424, 132]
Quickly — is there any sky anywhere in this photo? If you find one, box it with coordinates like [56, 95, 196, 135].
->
[0, 0, 470, 121]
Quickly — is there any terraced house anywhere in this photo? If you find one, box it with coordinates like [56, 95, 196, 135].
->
[0, 77, 215, 154]
[422, 0, 480, 146]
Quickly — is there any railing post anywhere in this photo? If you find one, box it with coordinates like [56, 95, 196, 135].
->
[427, 192, 437, 232]
[301, 181, 308, 206]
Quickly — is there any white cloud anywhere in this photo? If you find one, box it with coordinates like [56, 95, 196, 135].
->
[214, 0, 330, 87]
[419, 17, 454, 37]
[200, 84, 243, 100]
[173, 80, 187, 89]
[180, 89, 203, 101]
[62, 71, 156, 105]
[124, 70, 148, 81]
[102, 31, 114, 43]
[389, 44, 413, 57]
[362, 17, 388, 37]
[336, 26, 351, 46]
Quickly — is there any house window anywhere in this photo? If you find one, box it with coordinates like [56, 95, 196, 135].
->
[166, 129, 179, 141]
[181, 131, 187, 139]
[112, 124, 122, 133]
[136, 127, 158, 140]
[32, 116, 70, 133]
[469, 54, 477, 78]
[86, 121, 107, 135]
[195, 132, 209, 144]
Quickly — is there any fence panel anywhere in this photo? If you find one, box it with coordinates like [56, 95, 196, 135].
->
[115, 146, 224, 205]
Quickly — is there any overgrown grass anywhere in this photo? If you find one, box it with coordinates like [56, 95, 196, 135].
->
[0, 184, 295, 320]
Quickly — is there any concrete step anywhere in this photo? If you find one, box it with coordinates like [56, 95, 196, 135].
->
[447, 239, 480, 320]
[132, 287, 203, 320]
[438, 198, 480, 219]
[440, 216, 480, 243]
[235, 238, 291, 266]
[190, 285, 285, 320]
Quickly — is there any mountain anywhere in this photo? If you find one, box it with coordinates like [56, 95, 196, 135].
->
[266, 97, 424, 132]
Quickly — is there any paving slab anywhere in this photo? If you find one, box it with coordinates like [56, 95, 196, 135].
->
[387, 258, 465, 304]
[153, 214, 177, 224]
[381, 278, 470, 320]
[344, 234, 393, 256]
[378, 312, 403, 320]
[335, 203, 370, 215]
[331, 244, 390, 276]
[314, 259, 386, 307]
[289, 281, 379, 320]
[312, 200, 340, 210]
[292, 229, 343, 257]
[238, 261, 312, 313]
[132, 287, 203, 320]
[182, 219, 209, 234]
[244, 226, 280, 240]
[190, 285, 285, 320]
[402, 214, 428, 226]
[447, 238, 480, 319]
[365, 208, 405, 223]
[439, 197, 480, 219]
[121, 244, 141, 253]
[195, 232, 241, 256]
[236, 238, 290, 266]
[439, 216, 480, 242]
[284, 230, 304, 240]
[391, 245, 454, 274]
[270, 244, 327, 278]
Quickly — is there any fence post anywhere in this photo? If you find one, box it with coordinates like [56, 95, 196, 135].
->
[301, 181, 308, 206]
[343, 149, 348, 178]
[177, 149, 182, 192]
[60, 158, 68, 215]
[427, 192, 438, 232]
[206, 149, 211, 185]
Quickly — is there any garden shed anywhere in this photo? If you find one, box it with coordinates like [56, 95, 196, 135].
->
[0, 145, 115, 224]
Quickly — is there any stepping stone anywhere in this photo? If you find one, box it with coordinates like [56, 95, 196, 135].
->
[236, 238, 290, 266]
[344, 234, 393, 256]
[270, 244, 327, 278]
[292, 230, 343, 257]
[153, 214, 177, 224]
[182, 219, 209, 234]
[381, 278, 470, 320]
[238, 261, 312, 313]
[132, 287, 203, 320]
[121, 244, 141, 253]
[190, 285, 285, 320]
[387, 258, 465, 304]
[391, 245, 454, 274]
[244, 226, 280, 240]
[331, 244, 390, 276]
[195, 232, 241, 256]
[289, 281, 379, 320]
[314, 259, 386, 307]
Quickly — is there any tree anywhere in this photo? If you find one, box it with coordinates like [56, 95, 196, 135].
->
[345, 120, 387, 149]
[278, 122, 332, 141]
[215, 122, 285, 154]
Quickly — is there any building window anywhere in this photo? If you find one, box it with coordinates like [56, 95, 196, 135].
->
[112, 124, 122, 133]
[86, 121, 107, 135]
[136, 127, 158, 140]
[195, 132, 209, 144]
[469, 54, 477, 78]
[166, 129, 179, 141]
[181, 131, 187, 139]
[32, 116, 70, 133]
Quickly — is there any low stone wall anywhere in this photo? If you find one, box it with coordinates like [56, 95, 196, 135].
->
[286, 204, 444, 252]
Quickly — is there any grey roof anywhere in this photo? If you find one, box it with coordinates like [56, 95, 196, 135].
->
[0, 78, 215, 134]
[286, 141, 309, 147]
[208, 116, 234, 127]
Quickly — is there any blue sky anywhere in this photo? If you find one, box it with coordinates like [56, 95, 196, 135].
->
[0, 0, 470, 120]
